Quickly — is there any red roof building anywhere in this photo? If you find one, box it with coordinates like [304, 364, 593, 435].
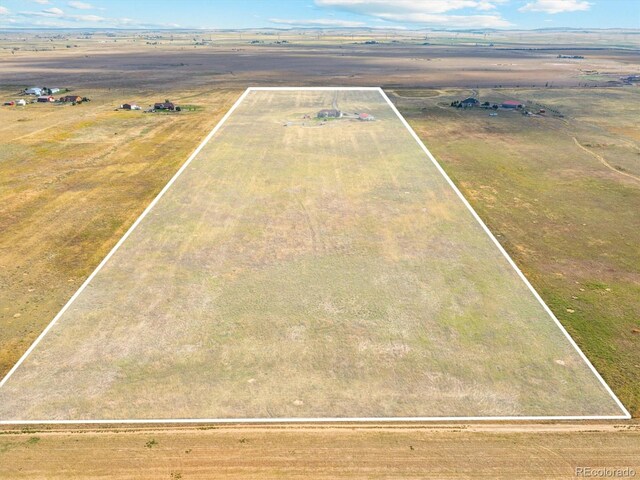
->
[358, 112, 375, 121]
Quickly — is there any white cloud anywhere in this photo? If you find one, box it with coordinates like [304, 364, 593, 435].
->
[0, 6, 9, 15]
[42, 7, 64, 16]
[269, 17, 366, 27]
[19, 6, 106, 22]
[30, 0, 50, 4]
[316, 0, 507, 15]
[314, 0, 512, 27]
[68, 1, 94, 9]
[70, 13, 104, 21]
[519, 0, 592, 14]
[379, 12, 510, 27]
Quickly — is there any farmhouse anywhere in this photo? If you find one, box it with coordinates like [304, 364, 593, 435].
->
[502, 100, 524, 109]
[460, 97, 479, 107]
[358, 112, 375, 121]
[60, 95, 83, 103]
[154, 101, 175, 111]
[317, 108, 342, 118]
[121, 103, 141, 110]
[24, 87, 43, 96]
[37, 95, 55, 103]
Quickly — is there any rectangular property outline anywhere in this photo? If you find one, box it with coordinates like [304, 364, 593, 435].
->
[0, 87, 630, 424]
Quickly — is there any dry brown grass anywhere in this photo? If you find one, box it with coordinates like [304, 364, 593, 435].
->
[0, 422, 639, 479]
[0, 87, 241, 378]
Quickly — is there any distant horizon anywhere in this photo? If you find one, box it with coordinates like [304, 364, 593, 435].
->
[0, 1, 638, 31]
[0, 26, 638, 32]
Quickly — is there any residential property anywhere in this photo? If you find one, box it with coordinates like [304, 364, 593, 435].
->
[501, 100, 524, 109]
[460, 97, 479, 107]
[24, 87, 43, 96]
[317, 108, 341, 118]
[154, 101, 175, 111]
[358, 112, 375, 121]
[37, 95, 55, 103]
[60, 95, 83, 103]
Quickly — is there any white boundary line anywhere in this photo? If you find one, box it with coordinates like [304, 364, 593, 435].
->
[0, 86, 630, 424]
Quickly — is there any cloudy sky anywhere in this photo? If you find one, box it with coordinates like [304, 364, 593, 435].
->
[0, 0, 637, 29]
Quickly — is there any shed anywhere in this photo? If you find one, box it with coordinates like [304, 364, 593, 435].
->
[16, 99, 26, 106]
[358, 112, 375, 121]
[501, 100, 523, 109]
[37, 95, 55, 103]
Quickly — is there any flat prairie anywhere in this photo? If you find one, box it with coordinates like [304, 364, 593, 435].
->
[0, 89, 624, 420]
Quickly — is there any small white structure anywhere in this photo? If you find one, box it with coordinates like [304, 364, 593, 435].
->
[48, 88, 61, 94]
[25, 87, 43, 96]
[16, 99, 26, 106]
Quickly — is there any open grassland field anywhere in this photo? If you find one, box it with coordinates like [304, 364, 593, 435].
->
[0, 86, 241, 383]
[389, 87, 640, 416]
[0, 89, 623, 421]
[0, 423, 639, 479]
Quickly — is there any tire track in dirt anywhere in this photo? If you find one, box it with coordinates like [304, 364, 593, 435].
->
[572, 136, 640, 183]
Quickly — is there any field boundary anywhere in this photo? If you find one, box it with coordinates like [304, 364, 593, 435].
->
[0, 86, 630, 424]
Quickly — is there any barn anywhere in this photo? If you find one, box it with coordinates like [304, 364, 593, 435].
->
[25, 87, 43, 96]
[37, 95, 55, 103]
[358, 112, 375, 121]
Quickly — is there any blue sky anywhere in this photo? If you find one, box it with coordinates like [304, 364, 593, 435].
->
[0, 0, 638, 30]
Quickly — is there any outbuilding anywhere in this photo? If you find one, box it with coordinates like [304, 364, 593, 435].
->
[37, 95, 55, 103]
[501, 100, 523, 109]
[358, 112, 375, 121]
[60, 95, 83, 103]
[25, 87, 43, 96]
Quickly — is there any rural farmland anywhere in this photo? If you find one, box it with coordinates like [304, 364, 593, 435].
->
[0, 89, 625, 421]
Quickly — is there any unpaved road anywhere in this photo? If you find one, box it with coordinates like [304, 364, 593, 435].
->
[1, 422, 638, 479]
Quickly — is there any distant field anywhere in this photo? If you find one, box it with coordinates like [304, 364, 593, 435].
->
[391, 87, 640, 416]
[0, 89, 624, 421]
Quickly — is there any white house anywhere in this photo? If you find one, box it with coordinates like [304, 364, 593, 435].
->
[16, 99, 26, 106]
[25, 87, 43, 96]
